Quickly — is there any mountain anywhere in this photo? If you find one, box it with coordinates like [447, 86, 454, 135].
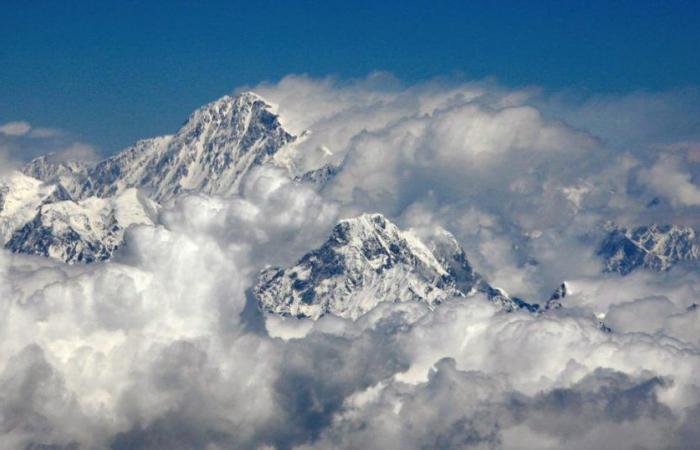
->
[22, 155, 90, 199]
[0, 171, 73, 244]
[544, 282, 568, 310]
[23, 92, 297, 203]
[598, 224, 700, 275]
[85, 92, 295, 202]
[253, 213, 538, 320]
[7, 92, 303, 263]
[5, 189, 157, 263]
[294, 163, 339, 186]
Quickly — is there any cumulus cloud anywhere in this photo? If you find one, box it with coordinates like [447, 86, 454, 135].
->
[256, 76, 700, 297]
[537, 87, 700, 151]
[1, 75, 700, 449]
[0, 167, 339, 448]
[293, 296, 700, 450]
[639, 154, 700, 206]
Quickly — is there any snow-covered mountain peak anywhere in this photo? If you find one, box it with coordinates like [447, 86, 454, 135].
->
[5, 188, 157, 263]
[23, 154, 88, 179]
[6, 91, 314, 263]
[254, 213, 537, 320]
[0, 171, 72, 243]
[21, 90, 336, 210]
[179, 91, 274, 135]
[53, 91, 298, 202]
[331, 213, 450, 275]
[23, 155, 89, 198]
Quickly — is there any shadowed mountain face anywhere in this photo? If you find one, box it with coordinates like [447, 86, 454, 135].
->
[599, 224, 700, 275]
[254, 213, 537, 320]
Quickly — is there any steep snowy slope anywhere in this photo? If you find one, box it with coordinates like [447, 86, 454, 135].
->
[0, 171, 72, 244]
[5, 189, 157, 263]
[8, 92, 304, 263]
[254, 213, 537, 320]
[22, 155, 90, 198]
[23, 92, 297, 203]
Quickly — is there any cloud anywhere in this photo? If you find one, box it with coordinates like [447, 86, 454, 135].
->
[639, 154, 700, 206]
[536, 87, 700, 151]
[254, 76, 700, 297]
[28, 127, 63, 139]
[305, 359, 680, 450]
[0, 121, 31, 136]
[6, 231, 700, 450]
[0, 121, 63, 139]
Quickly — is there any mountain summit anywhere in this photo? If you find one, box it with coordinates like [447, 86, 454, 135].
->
[8, 92, 299, 262]
[254, 213, 537, 320]
[24, 92, 295, 203]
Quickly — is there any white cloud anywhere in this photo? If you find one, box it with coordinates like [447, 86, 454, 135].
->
[28, 127, 62, 138]
[639, 154, 700, 206]
[0, 121, 63, 138]
[0, 121, 31, 136]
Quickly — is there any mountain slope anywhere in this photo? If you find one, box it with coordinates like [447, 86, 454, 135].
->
[22, 155, 90, 199]
[8, 92, 299, 263]
[0, 171, 72, 244]
[5, 189, 157, 263]
[294, 163, 339, 186]
[87, 93, 295, 201]
[598, 224, 700, 275]
[24, 92, 296, 203]
[254, 213, 538, 320]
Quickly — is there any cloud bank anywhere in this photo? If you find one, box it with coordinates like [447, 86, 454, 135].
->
[1, 75, 700, 449]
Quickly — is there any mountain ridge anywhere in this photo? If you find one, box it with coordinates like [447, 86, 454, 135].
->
[6, 92, 308, 263]
[24, 92, 297, 203]
[5, 188, 157, 263]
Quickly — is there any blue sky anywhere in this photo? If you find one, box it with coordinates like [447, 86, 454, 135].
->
[1, 0, 699, 153]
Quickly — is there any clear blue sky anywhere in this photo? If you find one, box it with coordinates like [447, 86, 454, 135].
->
[1, 0, 699, 154]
